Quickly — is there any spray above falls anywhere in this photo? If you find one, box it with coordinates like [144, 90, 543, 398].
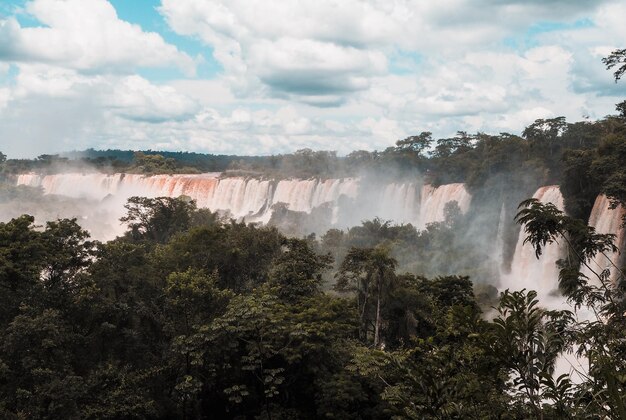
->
[16, 173, 471, 234]
[16, 172, 626, 303]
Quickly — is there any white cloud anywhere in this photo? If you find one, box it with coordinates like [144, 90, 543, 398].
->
[0, 63, 203, 157]
[159, 0, 401, 101]
[0, 88, 10, 110]
[12, 64, 102, 98]
[1, 0, 626, 159]
[159, 0, 616, 105]
[0, 0, 196, 75]
[108, 76, 199, 122]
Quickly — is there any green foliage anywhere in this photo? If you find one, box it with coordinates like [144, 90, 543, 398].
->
[560, 149, 599, 219]
[617, 100, 626, 119]
[0, 215, 45, 294]
[155, 222, 284, 291]
[515, 199, 626, 418]
[603, 48, 626, 81]
[165, 269, 231, 330]
[349, 275, 510, 419]
[2, 48, 626, 419]
[492, 289, 574, 416]
[269, 238, 333, 302]
[121, 196, 197, 243]
[131, 152, 176, 175]
[3, 190, 626, 418]
[336, 246, 397, 347]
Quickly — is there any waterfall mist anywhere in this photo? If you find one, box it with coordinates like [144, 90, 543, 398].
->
[6, 168, 625, 302]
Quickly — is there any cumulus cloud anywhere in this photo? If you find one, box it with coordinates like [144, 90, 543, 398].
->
[108, 76, 199, 123]
[0, 0, 196, 75]
[1, 0, 626, 158]
[159, 0, 399, 101]
[158, 0, 618, 105]
[0, 66, 395, 157]
[0, 63, 203, 157]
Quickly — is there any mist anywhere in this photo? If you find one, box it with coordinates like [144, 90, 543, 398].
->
[6, 165, 531, 291]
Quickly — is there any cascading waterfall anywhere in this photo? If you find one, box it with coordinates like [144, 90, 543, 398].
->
[418, 183, 471, 228]
[580, 195, 626, 284]
[16, 173, 625, 307]
[502, 186, 590, 382]
[17, 173, 624, 385]
[15, 173, 471, 230]
[494, 203, 506, 271]
[377, 182, 421, 225]
[503, 186, 565, 301]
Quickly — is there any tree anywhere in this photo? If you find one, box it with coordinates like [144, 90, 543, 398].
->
[589, 133, 626, 216]
[268, 238, 332, 302]
[348, 275, 510, 419]
[40, 218, 94, 288]
[181, 285, 357, 419]
[164, 269, 231, 419]
[432, 132, 470, 158]
[1, 307, 83, 418]
[515, 199, 626, 418]
[603, 48, 626, 81]
[155, 223, 284, 291]
[616, 100, 626, 119]
[0, 215, 45, 297]
[560, 149, 600, 220]
[336, 246, 397, 347]
[395, 132, 433, 157]
[121, 196, 196, 243]
[132, 152, 178, 174]
[523, 117, 568, 170]
[492, 289, 574, 418]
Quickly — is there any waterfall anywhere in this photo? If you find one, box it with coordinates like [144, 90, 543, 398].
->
[495, 203, 506, 271]
[418, 183, 471, 228]
[580, 195, 625, 284]
[503, 186, 565, 301]
[15, 173, 471, 231]
[377, 182, 421, 225]
[15, 173, 363, 224]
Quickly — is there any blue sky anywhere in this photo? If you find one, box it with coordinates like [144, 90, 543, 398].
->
[0, 0, 624, 158]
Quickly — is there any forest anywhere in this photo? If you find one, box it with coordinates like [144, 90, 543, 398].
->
[0, 53, 625, 419]
[0, 189, 625, 419]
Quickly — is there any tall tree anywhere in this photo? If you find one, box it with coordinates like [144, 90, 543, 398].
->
[336, 246, 397, 347]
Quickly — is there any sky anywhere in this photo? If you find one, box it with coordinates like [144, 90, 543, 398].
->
[0, 0, 625, 158]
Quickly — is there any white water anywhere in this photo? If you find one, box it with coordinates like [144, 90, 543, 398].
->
[16, 174, 626, 387]
[580, 195, 625, 284]
[501, 186, 623, 384]
[502, 186, 565, 302]
[16, 173, 472, 237]
[419, 183, 471, 229]
[494, 203, 506, 272]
